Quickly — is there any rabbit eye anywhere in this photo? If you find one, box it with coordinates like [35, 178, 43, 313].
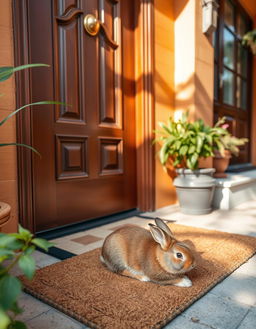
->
[176, 252, 183, 259]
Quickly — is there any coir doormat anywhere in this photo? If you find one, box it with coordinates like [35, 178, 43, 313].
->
[21, 224, 256, 329]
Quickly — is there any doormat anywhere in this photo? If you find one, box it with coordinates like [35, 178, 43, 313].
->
[21, 224, 256, 329]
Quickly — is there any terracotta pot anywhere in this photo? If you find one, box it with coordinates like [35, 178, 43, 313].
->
[213, 150, 231, 178]
[0, 202, 11, 230]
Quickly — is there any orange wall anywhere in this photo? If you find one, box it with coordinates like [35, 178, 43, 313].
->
[174, 0, 214, 126]
[154, 0, 176, 209]
[154, 0, 215, 209]
[0, 0, 18, 232]
[239, 0, 256, 18]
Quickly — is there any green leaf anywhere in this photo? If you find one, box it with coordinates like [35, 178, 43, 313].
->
[0, 235, 16, 248]
[190, 153, 199, 169]
[0, 249, 14, 262]
[9, 301, 23, 315]
[18, 225, 32, 238]
[159, 142, 170, 165]
[179, 145, 188, 156]
[205, 134, 213, 144]
[0, 275, 22, 310]
[174, 140, 181, 150]
[0, 236, 23, 251]
[31, 238, 54, 251]
[18, 255, 35, 280]
[24, 246, 35, 256]
[0, 67, 13, 82]
[18, 226, 30, 235]
[0, 101, 66, 127]
[10, 321, 27, 329]
[188, 145, 196, 154]
[0, 143, 40, 156]
[196, 135, 203, 153]
[0, 64, 49, 82]
[186, 157, 193, 170]
[10, 226, 33, 243]
[0, 307, 11, 329]
[0, 143, 37, 152]
[214, 140, 225, 155]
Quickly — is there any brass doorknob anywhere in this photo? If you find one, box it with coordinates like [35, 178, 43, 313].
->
[84, 14, 100, 36]
[83, 14, 118, 49]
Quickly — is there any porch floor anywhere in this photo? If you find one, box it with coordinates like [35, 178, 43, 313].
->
[16, 200, 256, 329]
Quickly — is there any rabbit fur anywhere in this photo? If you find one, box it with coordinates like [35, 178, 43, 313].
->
[100, 218, 196, 287]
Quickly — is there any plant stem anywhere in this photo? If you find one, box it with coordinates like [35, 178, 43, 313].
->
[0, 252, 23, 276]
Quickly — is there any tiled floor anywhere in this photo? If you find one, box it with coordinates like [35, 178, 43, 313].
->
[15, 200, 256, 329]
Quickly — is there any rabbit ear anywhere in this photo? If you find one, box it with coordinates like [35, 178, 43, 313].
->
[154, 218, 174, 238]
[149, 224, 172, 250]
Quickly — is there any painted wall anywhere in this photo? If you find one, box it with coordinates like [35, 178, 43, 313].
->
[0, 0, 18, 233]
[154, 0, 177, 209]
[154, 0, 214, 209]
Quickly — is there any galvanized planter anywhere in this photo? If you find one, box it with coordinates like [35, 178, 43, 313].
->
[174, 168, 216, 215]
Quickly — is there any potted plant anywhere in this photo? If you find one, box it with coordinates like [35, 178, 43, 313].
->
[212, 118, 248, 178]
[155, 112, 229, 215]
[242, 29, 256, 55]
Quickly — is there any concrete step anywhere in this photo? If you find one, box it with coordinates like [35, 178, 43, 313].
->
[213, 170, 256, 210]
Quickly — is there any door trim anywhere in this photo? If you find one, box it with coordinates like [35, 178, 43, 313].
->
[13, 0, 155, 232]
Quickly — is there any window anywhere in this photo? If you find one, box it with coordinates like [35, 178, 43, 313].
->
[214, 0, 252, 164]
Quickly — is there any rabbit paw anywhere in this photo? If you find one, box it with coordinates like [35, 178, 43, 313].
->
[175, 276, 192, 287]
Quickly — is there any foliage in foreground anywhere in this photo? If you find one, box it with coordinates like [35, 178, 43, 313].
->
[0, 226, 53, 329]
[0, 64, 64, 154]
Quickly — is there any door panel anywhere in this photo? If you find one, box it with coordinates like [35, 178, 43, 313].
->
[27, 0, 136, 232]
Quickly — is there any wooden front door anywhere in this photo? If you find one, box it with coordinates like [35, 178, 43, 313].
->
[26, 0, 136, 232]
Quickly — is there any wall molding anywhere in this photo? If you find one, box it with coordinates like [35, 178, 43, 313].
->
[13, 0, 36, 232]
[135, 0, 155, 211]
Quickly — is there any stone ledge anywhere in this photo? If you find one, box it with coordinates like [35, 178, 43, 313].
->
[213, 170, 256, 210]
[215, 170, 256, 188]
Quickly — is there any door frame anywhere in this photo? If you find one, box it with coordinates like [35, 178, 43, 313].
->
[13, 0, 155, 232]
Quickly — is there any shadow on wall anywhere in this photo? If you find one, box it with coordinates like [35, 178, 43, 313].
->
[131, 0, 189, 30]
[175, 73, 213, 122]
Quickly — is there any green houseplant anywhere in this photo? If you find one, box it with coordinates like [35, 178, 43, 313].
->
[242, 29, 256, 55]
[155, 112, 222, 214]
[156, 112, 229, 170]
[155, 113, 249, 213]
[212, 118, 248, 177]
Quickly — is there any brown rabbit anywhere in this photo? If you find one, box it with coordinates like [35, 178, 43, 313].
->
[100, 218, 196, 287]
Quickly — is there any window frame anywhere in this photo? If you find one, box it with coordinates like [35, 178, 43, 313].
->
[214, 0, 253, 165]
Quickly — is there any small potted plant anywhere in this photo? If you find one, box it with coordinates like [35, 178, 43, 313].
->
[242, 29, 256, 55]
[212, 118, 248, 177]
[155, 112, 225, 215]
